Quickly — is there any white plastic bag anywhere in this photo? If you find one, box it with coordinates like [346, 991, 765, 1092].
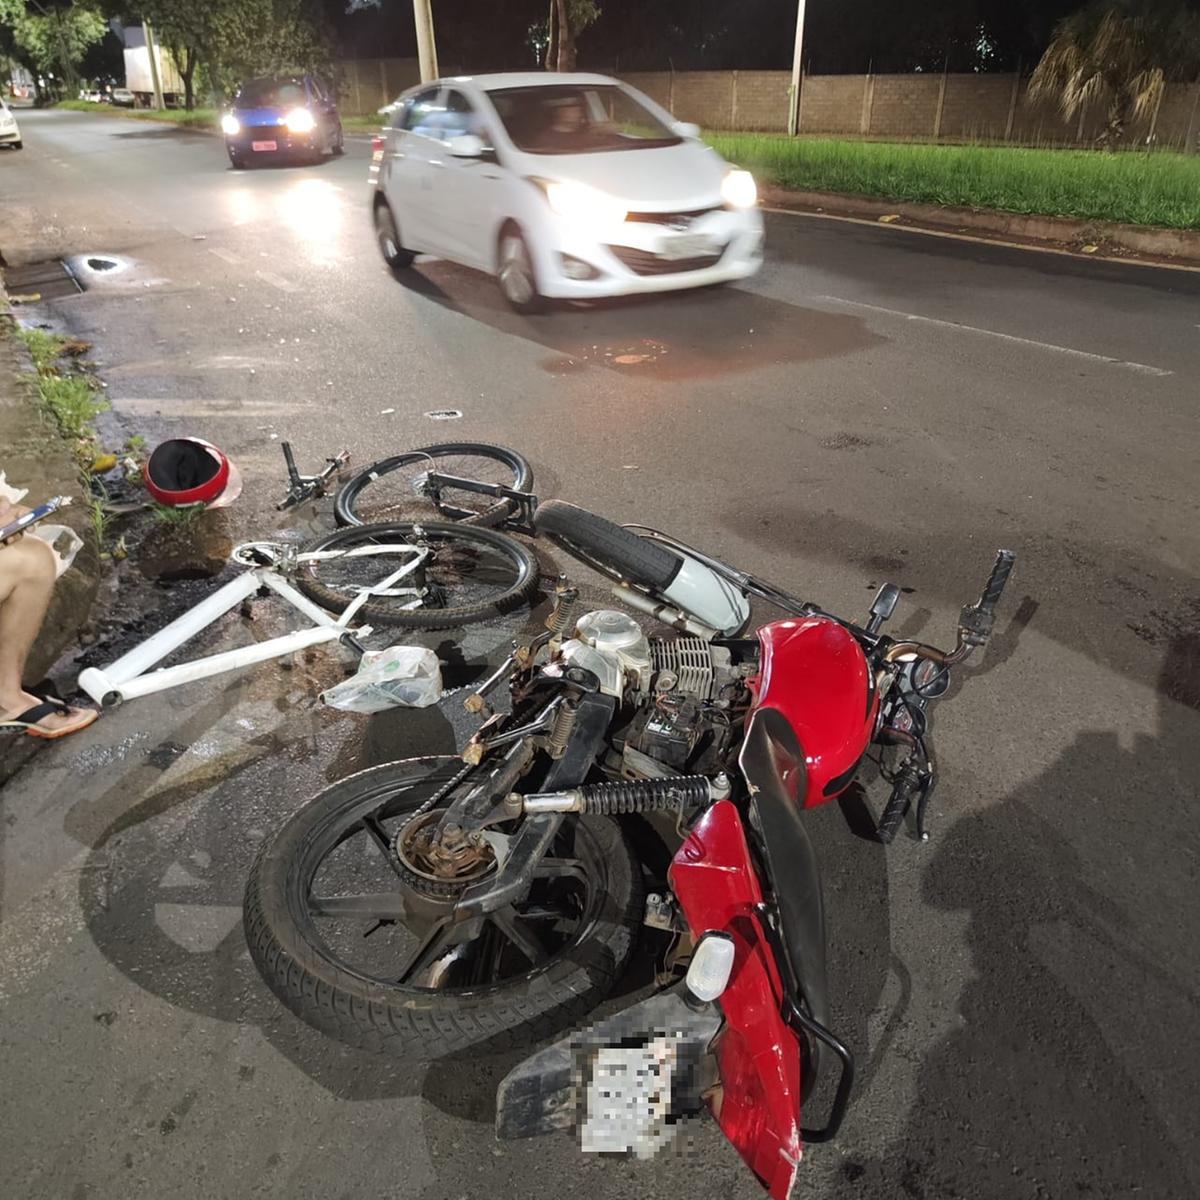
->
[320, 646, 444, 713]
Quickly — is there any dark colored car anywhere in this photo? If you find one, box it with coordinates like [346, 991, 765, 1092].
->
[221, 75, 344, 169]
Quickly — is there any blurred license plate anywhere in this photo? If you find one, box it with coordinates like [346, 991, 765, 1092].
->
[251, 140, 277, 152]
[658, 233, 718, 260]
[579, 1039, 675, 1157]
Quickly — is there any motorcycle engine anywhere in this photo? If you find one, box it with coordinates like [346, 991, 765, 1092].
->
[559, 610, 741, 777]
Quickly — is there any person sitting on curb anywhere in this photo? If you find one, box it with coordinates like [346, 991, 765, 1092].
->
[0, 496, 98, 739]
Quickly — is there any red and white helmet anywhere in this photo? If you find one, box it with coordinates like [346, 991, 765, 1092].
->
[143, 437, 243, 508]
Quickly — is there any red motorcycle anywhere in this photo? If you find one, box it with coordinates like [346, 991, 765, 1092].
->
[244, 492, 1013, 1198]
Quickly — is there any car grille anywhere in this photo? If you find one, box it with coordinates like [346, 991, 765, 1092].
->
[607, 244, 726, 276]
[625, 206, 720, 227]
[245, 123, 285, 139]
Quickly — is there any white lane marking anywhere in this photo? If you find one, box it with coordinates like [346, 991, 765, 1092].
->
[208, 246, 240, 265]
[255, 270, 299, 293]
[819, 294, 1174, 377]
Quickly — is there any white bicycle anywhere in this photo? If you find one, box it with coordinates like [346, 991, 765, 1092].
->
[78, 448, 539, 707]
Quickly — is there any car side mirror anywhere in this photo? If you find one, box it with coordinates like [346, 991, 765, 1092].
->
[447, 133, 485, 158]
[672, 121, 701, 139]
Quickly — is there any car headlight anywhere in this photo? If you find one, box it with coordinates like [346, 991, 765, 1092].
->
[538, 179, 626, 227]
[285, 108, 316, 134]
[221, 113, 240, 136]
[720, 168, 757, 209]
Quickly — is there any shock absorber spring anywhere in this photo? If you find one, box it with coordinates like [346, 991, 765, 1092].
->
[545, 579, 579, 641]
[579, 777, 710, 814]
[547, 698, 579, 759]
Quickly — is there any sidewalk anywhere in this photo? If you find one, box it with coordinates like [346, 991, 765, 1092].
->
[0, 283, 101, 683]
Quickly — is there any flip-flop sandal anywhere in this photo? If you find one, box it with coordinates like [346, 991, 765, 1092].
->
[0, 699, 99, 740]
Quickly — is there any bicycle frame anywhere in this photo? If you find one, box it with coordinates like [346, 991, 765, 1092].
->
[77, 541, 428, 707]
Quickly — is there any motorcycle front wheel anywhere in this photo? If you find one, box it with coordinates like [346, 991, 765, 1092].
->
[243, 757, 642, 1058]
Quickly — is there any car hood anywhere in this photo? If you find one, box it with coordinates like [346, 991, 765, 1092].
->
[525, 142, 728, 211]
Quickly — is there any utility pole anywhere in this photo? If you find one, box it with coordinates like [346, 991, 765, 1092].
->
[786, 0, 807, 136]
[412, 0, 439, 83]
[144, 21, 165, 110]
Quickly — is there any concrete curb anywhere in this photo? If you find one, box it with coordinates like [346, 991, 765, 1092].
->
[0, 279, 102, 683]
[762, 187, 1200, 268]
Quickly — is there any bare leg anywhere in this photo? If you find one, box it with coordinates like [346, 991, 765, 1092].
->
[0, 536, 96, 732]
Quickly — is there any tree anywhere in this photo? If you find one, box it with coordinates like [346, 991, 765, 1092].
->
[544, 0, 598, 71]
[0, 0, 106, 98]
[1029, 0, 1200, 143]
[106, 0, 333, 109]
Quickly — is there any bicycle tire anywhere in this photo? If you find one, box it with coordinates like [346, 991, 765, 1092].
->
[297, 520, 539, 629]
[335, 443, 533, 528]
[532, 500, 683, 592]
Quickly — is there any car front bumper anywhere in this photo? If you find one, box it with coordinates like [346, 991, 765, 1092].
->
[0, 127, 20, 144]
[226, 131, 318, 158]
[532, 206, 764, 299]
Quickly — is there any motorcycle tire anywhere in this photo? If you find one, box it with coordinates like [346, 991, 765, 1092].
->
[334, 443, 533, 528]
[243, 757, 642, 1058]
[533, 499, 683, 591]
[295, 520, 539, 629]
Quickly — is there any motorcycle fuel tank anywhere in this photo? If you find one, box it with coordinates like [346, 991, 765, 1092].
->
[748, 617, 877, 805]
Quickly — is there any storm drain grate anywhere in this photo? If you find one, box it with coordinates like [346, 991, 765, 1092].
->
[3, 259, 83, 302]
[424, 409, 463, 420]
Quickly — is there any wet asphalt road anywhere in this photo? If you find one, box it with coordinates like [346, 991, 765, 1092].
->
[1, 109, 1199, 1200]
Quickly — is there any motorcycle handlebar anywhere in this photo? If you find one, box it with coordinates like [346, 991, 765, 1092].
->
[979, 549, 1016, 614]
[881, 549, 1016, 668]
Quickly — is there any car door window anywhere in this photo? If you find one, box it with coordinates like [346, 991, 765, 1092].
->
[441, 89, 485, 143]
[401, 87, 444, 138]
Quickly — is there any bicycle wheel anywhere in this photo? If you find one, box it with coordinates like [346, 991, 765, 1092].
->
[296, 520, 540, 629]
[334, 443, 533, 528]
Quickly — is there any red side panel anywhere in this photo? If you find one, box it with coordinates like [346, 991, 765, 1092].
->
[669, 801, 802, 1199]
[748, 616, 877, 805]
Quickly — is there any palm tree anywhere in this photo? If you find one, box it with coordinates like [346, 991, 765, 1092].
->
[1030, 0, 1200, 144]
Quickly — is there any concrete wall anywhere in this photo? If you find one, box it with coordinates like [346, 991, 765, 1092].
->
[336, 62, 1200, 147]
[616, 69, 1200, 148]
[338, 58, 421, 115]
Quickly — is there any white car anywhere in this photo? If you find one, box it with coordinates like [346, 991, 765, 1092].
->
[0, 99, 21, 150]
[370, 72, 763, 311]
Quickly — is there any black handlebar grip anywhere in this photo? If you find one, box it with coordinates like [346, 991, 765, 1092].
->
[979, 549, 1015, 612]
[876, 787, 910, 845]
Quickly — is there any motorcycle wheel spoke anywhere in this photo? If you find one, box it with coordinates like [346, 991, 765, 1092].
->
[490, 904, 549, 967]
[309, 893, 407, 920]
[361, 812, 407, 880]
[532, 857, 587, 883]
[395, 921, 452, 985]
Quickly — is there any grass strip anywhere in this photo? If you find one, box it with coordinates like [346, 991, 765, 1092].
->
[708, 134, 1200, 230]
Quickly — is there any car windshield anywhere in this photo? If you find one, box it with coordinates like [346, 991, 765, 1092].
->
[487, 84, 681, 155]
[236, 79, 306, 109]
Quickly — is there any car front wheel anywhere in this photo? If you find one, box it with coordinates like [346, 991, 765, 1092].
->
[497, 227, 544, 315]
[374, 200, 415, 270]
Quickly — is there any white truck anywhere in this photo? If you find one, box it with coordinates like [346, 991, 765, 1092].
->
[122, 25, 184, 108]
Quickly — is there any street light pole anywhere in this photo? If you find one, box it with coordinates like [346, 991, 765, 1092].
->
[786, 0, 807, 136]
[412, 0, 439, 83]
